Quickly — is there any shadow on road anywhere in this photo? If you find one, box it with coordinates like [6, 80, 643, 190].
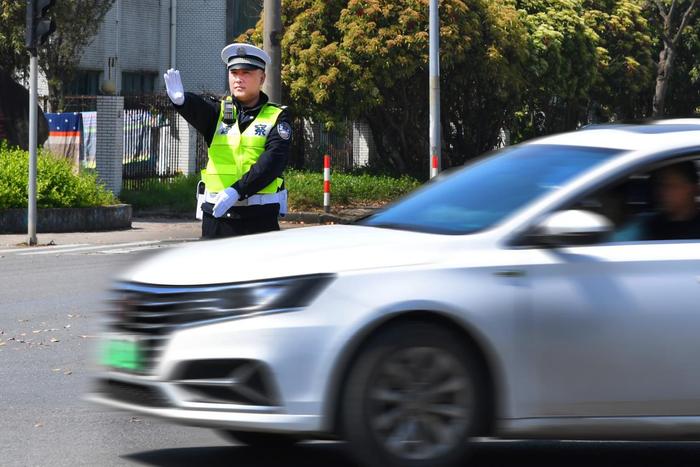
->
[125, 440, 700, 467]
[124, 442, 357, 467]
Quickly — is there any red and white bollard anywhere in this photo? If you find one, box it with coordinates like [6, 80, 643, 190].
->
[323, 155, 331, 213]
[430, 154, 439, 179]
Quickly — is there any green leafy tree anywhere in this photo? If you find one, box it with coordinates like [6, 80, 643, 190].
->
[663, 17, 700, 115]
[243, 0, 530, 177]
[584, 0, 657, 121]
[513, 0, 601, 140]
[0, 0, 114, 110]
[0, 1, 28, 73]
[241, 0, 697, 176]
[649, 0, 698, 116]
[41, 0, 115, 110]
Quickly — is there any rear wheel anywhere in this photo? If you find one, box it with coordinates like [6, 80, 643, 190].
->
[218, 430, 300, 448]
[341, 321, 485, 467]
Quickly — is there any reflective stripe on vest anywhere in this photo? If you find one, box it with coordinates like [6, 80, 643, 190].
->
[203, 97, 284, 194]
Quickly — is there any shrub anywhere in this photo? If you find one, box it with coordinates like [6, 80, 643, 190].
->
[0, 141, 117, 209]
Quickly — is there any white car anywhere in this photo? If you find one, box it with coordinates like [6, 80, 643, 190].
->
[91, 120, 700, 467]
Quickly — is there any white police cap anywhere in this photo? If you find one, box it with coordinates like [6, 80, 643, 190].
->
[221, 43, 270, 71]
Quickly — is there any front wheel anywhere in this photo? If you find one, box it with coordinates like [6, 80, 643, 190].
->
[341, 321, 485, 467]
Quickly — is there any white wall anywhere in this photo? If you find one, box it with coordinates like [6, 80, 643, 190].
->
[77, 0, 226, 95]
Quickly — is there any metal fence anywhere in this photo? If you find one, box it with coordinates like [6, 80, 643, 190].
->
[63, 94, 375, 192]
[63, 94, 181, 189]
[196, 117, 374, 174]
[122, 94, 180, 190]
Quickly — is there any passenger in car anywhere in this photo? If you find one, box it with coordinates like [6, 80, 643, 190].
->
[643, 161, 700, 240]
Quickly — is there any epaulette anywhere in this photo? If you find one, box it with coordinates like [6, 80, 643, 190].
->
[266, 102, 288, 111]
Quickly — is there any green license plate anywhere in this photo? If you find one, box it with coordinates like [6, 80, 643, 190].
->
[101, 337, 143, 371]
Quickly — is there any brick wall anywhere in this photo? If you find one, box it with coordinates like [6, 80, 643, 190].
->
[95, 96, 124, 195]
[176, 0, 228, 94]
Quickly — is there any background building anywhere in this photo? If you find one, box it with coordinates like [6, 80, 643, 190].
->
[65, 0, 262, 97]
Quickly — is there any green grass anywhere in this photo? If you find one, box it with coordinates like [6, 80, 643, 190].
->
[285, 169, 421, 211]
[119, 174, 200, 213]
[120, 170, 422, 213]
[0, 141, 117, 209]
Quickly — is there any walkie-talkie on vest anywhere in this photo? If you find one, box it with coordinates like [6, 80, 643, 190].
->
[223, 99, 235, 125]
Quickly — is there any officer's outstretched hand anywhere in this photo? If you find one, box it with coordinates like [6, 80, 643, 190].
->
[213, 187, 240, 218]
[163, 69, 185, 106]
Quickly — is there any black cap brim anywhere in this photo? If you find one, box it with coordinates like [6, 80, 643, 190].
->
[228, 63, 264, 71]
[227, 56, 266, 71]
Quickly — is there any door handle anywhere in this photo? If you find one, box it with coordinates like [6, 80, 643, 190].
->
[494, 270, 526, 278]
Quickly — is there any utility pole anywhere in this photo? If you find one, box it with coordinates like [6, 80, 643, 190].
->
[428, 0, 441, 179]
[28, 52, 38, 245]
[263, 0, 282, 103]
[25, 0, 56, 245]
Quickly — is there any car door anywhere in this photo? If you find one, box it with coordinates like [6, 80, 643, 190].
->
[514, 155, 700, 418]
[522, 233, 700, 417]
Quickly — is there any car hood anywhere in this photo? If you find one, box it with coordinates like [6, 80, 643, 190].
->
[120, 225, 454, 286]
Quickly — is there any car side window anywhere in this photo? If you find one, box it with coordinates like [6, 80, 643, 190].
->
[573, 157, 700, 243]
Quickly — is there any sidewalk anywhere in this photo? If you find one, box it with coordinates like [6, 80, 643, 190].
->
[0, 218, 202, 249]
[0, 208, 375, 249]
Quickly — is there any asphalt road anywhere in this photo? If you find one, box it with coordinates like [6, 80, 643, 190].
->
[2, 238, 700, 466]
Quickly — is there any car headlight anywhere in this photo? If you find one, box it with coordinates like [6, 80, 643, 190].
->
[109, 274, 335, 330]
[211, 273, 336, 314]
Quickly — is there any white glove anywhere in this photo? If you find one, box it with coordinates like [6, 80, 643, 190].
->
[163, 69, 185, 106]
[212, 187, 240, 218]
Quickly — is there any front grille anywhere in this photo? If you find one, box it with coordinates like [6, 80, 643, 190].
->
[109, 288, 231, 335]
[107, 281, 256, 373]
[106, 276, 331, 374]
[96, 378, 170, 408]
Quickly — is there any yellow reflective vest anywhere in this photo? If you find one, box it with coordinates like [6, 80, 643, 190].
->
[202, 97, 284, 194]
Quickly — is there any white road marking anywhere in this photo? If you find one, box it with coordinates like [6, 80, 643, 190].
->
[0, 244, 88, 254]
[94, 245, 172, 255]
[18, 241, 162, 256]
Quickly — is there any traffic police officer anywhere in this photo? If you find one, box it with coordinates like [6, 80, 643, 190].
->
[163, 43, 292, 239]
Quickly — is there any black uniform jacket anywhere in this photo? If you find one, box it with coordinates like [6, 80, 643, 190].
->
[174, 91, 291, 218]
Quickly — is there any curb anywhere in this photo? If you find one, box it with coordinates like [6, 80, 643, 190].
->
[133, 209, 372, 225]
[282, 212, 350, 224]
[0, 204, 132, 234]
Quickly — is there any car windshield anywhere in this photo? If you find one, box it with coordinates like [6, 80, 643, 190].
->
[362, 145, 622, 235]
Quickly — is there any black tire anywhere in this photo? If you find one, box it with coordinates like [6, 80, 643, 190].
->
[341, 321, 485, 467]
[217, 430, 301, 449]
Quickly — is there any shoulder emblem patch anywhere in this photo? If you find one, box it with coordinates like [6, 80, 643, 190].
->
[277, 122, 292, 141]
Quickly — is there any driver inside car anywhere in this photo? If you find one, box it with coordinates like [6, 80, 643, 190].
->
[643, 160, 700, 241]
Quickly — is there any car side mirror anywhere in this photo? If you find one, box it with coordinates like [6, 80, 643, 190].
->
[523, 210, 613, 247]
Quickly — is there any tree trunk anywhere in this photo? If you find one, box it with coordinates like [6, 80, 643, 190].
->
[365, 112, 408, 175]
[653, 43, 676, 117]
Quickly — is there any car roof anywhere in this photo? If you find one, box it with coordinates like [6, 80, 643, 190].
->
[525, 118, 700, 152]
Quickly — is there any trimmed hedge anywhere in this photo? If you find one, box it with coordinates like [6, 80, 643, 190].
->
[0, 142, 117, 210]
[120, 170, 422, 213]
